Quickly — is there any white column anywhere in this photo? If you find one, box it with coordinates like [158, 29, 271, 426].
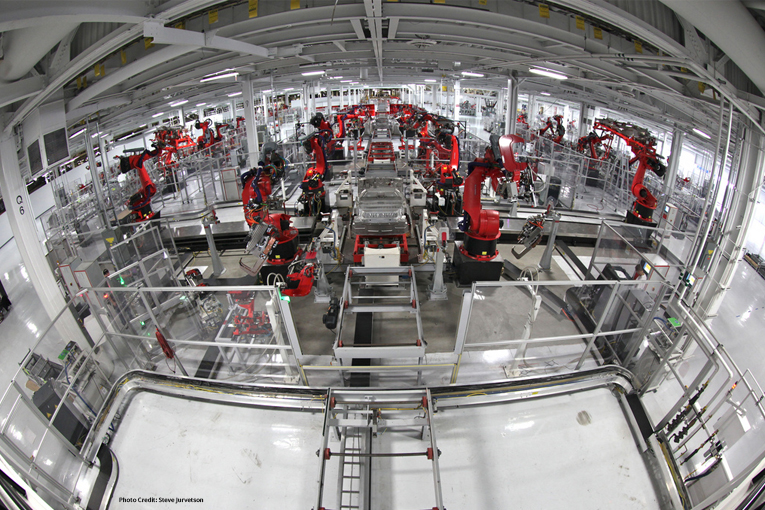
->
[242, 75, 260, 167]
[505, 77, 518, 135]
[663, 129, 685, 198]
[0, 133, 89, 344]
[454, 80, 460, 118]
[85, 123, 108, 226]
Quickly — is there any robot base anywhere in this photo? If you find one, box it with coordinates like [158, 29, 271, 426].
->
[452, 241, 504, 285]
[259, 263, 290, 285]
[625, 209, 656, 227]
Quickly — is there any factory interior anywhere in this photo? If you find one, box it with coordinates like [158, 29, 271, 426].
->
[2, 0, 765, 509]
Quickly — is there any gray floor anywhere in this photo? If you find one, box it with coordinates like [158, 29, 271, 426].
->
[709, 261, 765, 386]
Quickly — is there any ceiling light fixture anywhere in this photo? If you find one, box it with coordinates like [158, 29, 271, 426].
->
[283, 88, 294, 91]
[196, 103, 207, 107]
[263, 89, 272, 93]
[302, 70, 325, 76]
[540, 92, 551, 96]
[424, 79, 437, 83]
[328, 76, 343, 80]
[340, 80, 352, 83]
[169, 99, 188, 107]
[200, 72, 239, 83]
[69, 128, 86, 139]
[461, 71, 484, 77]
[228, 91, 242, 97]
[91, 132, 100, 138]
[693, 128, 712, 140]
[530, 67, 568, 80]
[152, 112, 165, 118]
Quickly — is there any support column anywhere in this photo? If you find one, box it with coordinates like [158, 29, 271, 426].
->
[241, 75, 260, 168]
[695, 123, 765, 319]
[98, 133, 119, 221]
[454, 80, 460, 118]
[85, 123, 108, 226]
[505, 77, 518, 135]
[0, 133, 88, 344]
[578, 104, 587, 138]
[663, 129, 685, 199]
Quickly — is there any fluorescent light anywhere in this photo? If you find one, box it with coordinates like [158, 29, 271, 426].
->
[91, 132, 100, 138]
[228, 91, 242, 97]
[200, 72, 239, 83]
[196, 103, 207, 107]
[262, 89, 272, 93]
[693, 128, 711, 140]
[140, 124, 147, 127]
[424, 79, 437, 83]
[340, 80, 352, 83]
[461, 71, 484, 77]
[152, 112, 165, 118]
[328, 76, 343, 80]
[530, 67, 568, 80]
[69, 128, 86, 139]
[100, 133, 109, 138]
[540, 92, 551, 96]
[301, 70, 325, 76]
[283, 88, 294, 91]
[169, 99, 188, 107]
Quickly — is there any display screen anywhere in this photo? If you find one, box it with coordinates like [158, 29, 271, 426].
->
[686, 274, 696, 286]
[43, 128, 70, 166]
[664, 205, 670, 213]
[27, 139, 43, 175]
[641, 261, 652, 275]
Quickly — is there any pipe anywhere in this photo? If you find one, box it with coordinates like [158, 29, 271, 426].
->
[0, 23, 80, 82]
[658, 0, 765, 95]
[678, 98, 727, 299]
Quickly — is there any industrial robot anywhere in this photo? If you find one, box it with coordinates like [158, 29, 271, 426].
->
[452, 134, 527, 284]
[297, 131, 332, 217]
[538, 114, 566, 144]
[428, 127, 463, 217]
[241, 144, 286, 226]
[117, 147, 160, 221]
[595, 119, 667, 225]
[195, 118, 225, 150]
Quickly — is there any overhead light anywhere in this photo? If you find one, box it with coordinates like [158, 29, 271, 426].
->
[152, 112, 165, 118]
[693, 128, 712, 140]
[169, 99, 188, 107]
[262, 89, 272, 93]
[530, 67, 568, 80]
[461, 71, 484, 77]
[100, 133, 109, 138]
[328, 76, 343, 80]
[540, 92, 551, 96]
[283, 88, 294, 91]
[196, 103, 207, 107]
[91, 132, 100, 138]
[340, 80, 353, 83]
[228, 91, 242, 97]
[350, 81, 359, 84]
[69, 128, 86, 139]
[200, 72, 239, 83]
[424, 79, 437, 83]
[301, 70, 325, 76]
[140, 124, 148, 128]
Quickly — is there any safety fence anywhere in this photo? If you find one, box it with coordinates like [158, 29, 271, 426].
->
[1, 265, 764, 508]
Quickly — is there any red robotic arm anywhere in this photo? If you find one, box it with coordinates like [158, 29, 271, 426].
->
[593, 120, 666, 224]
[457, 135, 525, 260]
[118, 149, 158, 220]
